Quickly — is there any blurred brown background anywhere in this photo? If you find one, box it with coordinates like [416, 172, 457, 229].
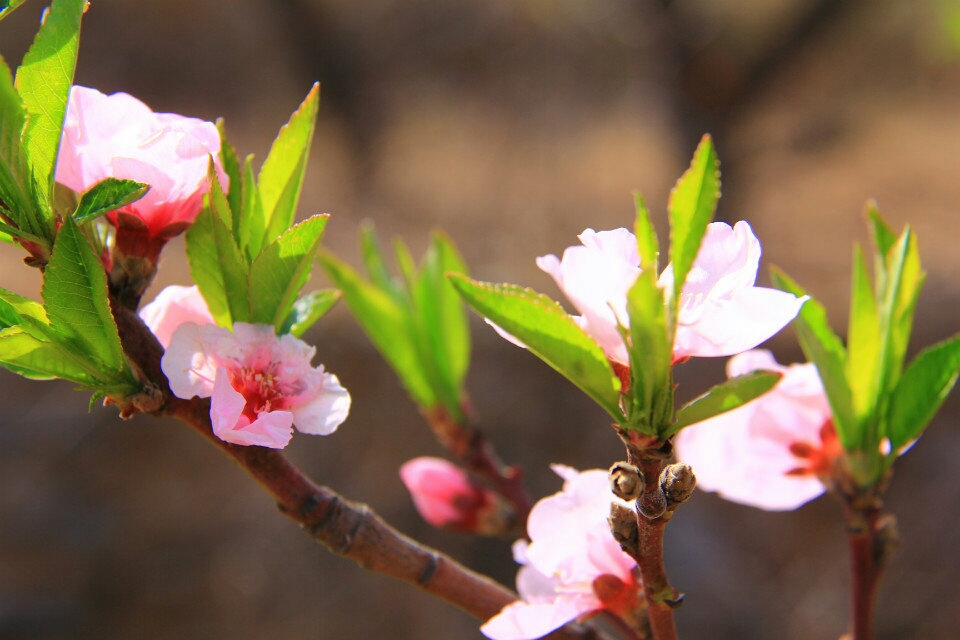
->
[2, 0, 960, 638]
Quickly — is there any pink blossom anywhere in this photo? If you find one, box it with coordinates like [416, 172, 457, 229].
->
[533, 221, 806, 366]
[139, 285, 214, 348]
[673, 350, 840, 511]
[481, 466, 640, 640]
[55, 86, 226, 260]
[161, 322, 350, 449]
[400, 457, 499, 533]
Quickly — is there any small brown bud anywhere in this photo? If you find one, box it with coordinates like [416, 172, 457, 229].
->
[609, 462, 644, 501]
[608, 501, 639, 556]
[660, 462, 696, 509]
[638, 488, 667, 519]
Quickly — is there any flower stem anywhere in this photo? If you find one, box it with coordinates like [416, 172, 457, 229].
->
[842, 500, 898, 640]
[424, 405, 533, 529]
[621, 438, 681, 640]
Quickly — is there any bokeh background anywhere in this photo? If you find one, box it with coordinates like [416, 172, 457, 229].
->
[2, 1, 960, 638]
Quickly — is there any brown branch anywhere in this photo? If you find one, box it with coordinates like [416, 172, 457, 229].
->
[111, 302, 602, 639]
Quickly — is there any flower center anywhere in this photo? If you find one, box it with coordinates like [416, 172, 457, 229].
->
[786, 419, 842, 479]
[230, 364, 289, 421]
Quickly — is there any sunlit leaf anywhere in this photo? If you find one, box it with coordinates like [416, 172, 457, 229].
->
[450, 274, 623, 421]
[886, 335, 960, 453]
[280, 289, 341, 338]
[667, 370, 782, 438]
[248, 213, 328, 329]
[667, 134, 719, 309]
[73, 178, 148, 225]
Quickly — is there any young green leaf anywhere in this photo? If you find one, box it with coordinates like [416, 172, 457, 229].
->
[280, 289, 341, 338]
[625, 269, 673, 435]
[41, 216, 126, 373]
[449, 274, 624, 421]
[248, 213, 328, 329]
[0, 54, 42, 239]
[845, 244, 881, 422]
[359, 223, 402, 297]
[886, 335, 960, 454]
[0, 327, 88, 381]
[73, 178, 149, 225]
[15, 0, 85, 203]
[668, 134, 719, 306]
[633, 192, 659, 273]
[237, 155, 265, 258]
[320, 252, 435, 407]
[771, 267, 858, 449]
[667, 370, 782, 438]
[215, 120, 242, 226]
[185, 207, 248, 326]
[258, 83, 319, 245]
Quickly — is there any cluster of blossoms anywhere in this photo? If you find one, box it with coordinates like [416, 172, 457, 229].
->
[55, 86, 351, 450]
[532, 221, 807, 365]
[140, 285, 350, 449]
[481, 466, 642, 640]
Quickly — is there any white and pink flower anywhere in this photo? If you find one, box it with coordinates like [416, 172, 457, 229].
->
[674, 349, 839, 511]
[400, 457, 500, 533]
[157, 319, 349, 449]
[481, 466, 640, 640]
[532, 221, 806, 366]
[139, 285, 214, 348]
[56, 86, 226, 260]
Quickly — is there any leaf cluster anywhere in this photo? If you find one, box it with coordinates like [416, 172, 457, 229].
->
[0, 0, 141, 399]
[185, 84, 338, 336]
[321, 226, 471, 422]
[772, 206, 960, 487]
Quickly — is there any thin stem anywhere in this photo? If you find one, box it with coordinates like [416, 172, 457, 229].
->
[620, 438, 681, 640]
[424, 406, 533, 527]
[842, 501, 897, 640]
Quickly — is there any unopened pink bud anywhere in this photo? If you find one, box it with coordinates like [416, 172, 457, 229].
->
[400, 457, 497, 533]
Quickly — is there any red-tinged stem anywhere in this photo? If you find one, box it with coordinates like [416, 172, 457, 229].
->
[621, 438, 681, 640]
[424, 406, 533, 527]
[842, 501, 897, 640]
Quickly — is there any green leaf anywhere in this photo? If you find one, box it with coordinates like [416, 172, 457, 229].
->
[771, 267, 858, 449]
[0, 326, 86, 381]
[886, 335, 960, 453]
[866, 202, 897, 264]
[0, 53, 42, 239]
[633, 192, 659, 273]
[15, 0, 85, 203]
[185, 207, 249, 326]
[625, 269, 673, 435]
[280, 289, 341, 338]
[0, 0, 28, 22]
[237, 155, 265, 258]
[407, 232, 471, 417]
[248, 213, 328, 329]
[667, 370, 782, 438]
[258, 83, 319, 245]
[41, 215, 126, 372]
[73, 178, 149, 225]
[877, 225, 925, 397]
[216, 119, 242, 226]
[846, 244, 881, 422]
[359, 223, 401, 296]
[449, 274, 624, 421]
[667, 134, 720, 307]
[320, 251, 435, 407]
